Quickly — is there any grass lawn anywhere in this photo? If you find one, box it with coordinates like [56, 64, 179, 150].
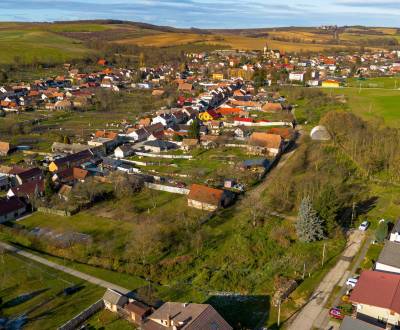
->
[0, 252, 104, 329]
[332, 88, 400, 127]
[84, 309, 135, 330]
[360, 243, 384, 270]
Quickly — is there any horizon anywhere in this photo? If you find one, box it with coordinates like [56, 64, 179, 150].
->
[0, 0, 399, 29]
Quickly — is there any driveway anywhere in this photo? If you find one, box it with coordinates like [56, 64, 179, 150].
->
[287, 230, 365, 330]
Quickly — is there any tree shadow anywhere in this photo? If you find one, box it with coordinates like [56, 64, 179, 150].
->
[339, 196, 379, 228]
[356, 196, 379, 215]
[1, 288, 49, 309]
[205, 294, 270, 330]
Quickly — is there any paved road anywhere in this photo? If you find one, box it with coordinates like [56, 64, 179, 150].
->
[287, 230, 365, 330]
[0, 241, 131, 294]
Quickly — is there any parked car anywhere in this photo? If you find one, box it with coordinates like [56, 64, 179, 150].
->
[176, 182, 186, 188]
[346, 276, 359, 288]
[329, 307, 344, 320]
[359, 220, 370, 231]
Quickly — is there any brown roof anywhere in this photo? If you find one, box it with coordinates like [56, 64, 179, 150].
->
[188, 184, 224, 206]
[262, 103, 283, 112]
[249, 132, 282, 149]
[0, 141, 12, 154]
[145, 302, 232, 330]
[124, 301, 151, 317]
[182, 139, 198, 146]
[178, 83, 193, 91]
[0, 197, 25, 215]
[267, 127, 294, 140]
[10, 179, 44, 198]
[95, 131, 118, 140]
[15, 167, 42, 182]
[56, 167, 89, 181]
[350, 270, 400, 313]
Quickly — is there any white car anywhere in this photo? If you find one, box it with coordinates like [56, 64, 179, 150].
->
[346, 276, 359, 288]
[359, 221, 370, 231]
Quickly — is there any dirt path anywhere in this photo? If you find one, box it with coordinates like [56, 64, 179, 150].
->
[287, 230, 365, 330]
[0, 241, 131, 294]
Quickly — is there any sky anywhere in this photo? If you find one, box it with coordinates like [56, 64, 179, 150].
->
[0, 0, 399, 28]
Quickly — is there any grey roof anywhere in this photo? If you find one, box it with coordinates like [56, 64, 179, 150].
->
[377, 240, 400, 268]
[103, 288, 128, 306]
[242, 158, 269, 168]
[340, 316, 382, 330]
[144, 140, 177, 150]
[391, 219, 400, 234]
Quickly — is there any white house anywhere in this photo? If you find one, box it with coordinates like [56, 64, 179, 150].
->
[114, 145, 134, 159]
[390, 220, 400, 243]
[289, 72, 305, 82]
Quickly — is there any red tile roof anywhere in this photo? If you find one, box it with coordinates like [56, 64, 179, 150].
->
[188, 184, 224, 206]
[350, 270, 400, 313]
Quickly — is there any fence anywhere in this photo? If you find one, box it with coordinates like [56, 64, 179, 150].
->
[145, 182, 190, 195]
[135, 152, 193, 159]
[37, 207, 77, 217]
[58, 299, 105, 330]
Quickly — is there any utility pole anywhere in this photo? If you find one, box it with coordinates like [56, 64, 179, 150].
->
[302, 262, 306, 280]
[351, 201, 356, 228]
[277, 299, 281, 327]
[322, 243, 326, 267]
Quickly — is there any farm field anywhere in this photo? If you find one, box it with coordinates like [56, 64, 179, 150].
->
[0, 252, 104, 330]
[0, 22, 399, 66]
[0, 29, 91, 65]
[117, 32, 349, 52]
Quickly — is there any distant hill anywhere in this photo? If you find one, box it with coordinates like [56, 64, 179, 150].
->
[0, 20, 398, 66]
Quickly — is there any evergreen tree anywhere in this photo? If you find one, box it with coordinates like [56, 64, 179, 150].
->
[44, 172, 55, 198]
[296, 196, 325, 242]
[314, 185, 342, 236]
[188, 118, 201, 140]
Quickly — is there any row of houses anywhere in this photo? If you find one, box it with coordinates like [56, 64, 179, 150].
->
[102, 288, 233, 330]
[345, 220, 400, 329]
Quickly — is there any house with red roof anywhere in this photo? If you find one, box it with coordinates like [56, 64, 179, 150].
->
[187, 184, 233, 211]
[350, 270, 400, 326]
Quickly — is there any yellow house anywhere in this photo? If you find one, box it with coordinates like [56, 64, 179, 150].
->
[322, 80, 340, 88]
[198, 112, 214, 121]
[212, 73, 224, 80]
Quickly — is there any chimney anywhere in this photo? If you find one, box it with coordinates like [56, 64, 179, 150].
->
[166, 314, 172, 327]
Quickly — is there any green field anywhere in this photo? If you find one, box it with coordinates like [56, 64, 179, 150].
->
[0, 29, 91, 64]
[0, 252, 104, 329]
[332, 87, 400, 127]
[347, 76, 400, 89]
